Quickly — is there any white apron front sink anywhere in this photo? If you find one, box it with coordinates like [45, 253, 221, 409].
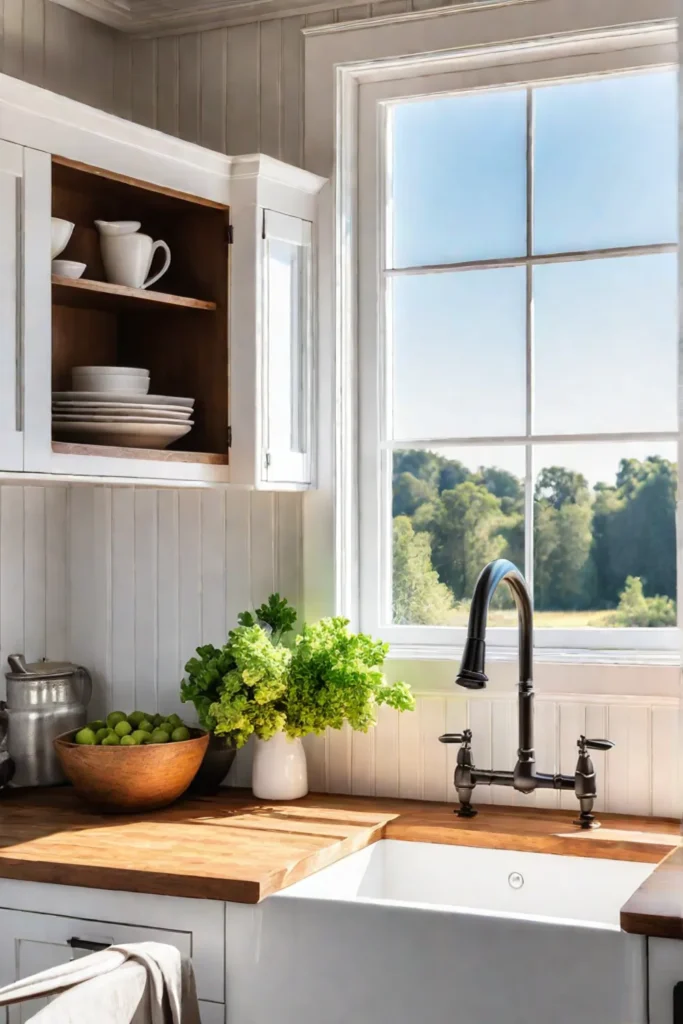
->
[224, 839, 655, 1024]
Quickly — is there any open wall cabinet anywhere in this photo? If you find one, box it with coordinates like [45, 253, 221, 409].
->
[0, 73, 325, 487]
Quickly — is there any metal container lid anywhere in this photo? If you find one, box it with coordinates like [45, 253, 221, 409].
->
[5, 654, 81, 681]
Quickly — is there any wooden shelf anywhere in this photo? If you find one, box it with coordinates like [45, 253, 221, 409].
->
[52, 441, 229, 465]
[52, 276, 217, 313]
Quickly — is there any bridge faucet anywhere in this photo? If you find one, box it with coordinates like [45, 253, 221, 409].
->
[439, 559, 613, 830]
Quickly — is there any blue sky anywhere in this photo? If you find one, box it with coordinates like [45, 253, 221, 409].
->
[389, 68, 678, 485]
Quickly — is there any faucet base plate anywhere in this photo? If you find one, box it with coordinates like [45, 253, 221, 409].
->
[573, 811, 601, 831]
[455, 804, 478, 819]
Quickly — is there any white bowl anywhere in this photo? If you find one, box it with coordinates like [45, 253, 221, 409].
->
[71, 372, 151, 395]
[51, 219, 74, 258]
[52, 259, 86, 280]
[72, 366, 149, 378]
[94, 220, 141, 237]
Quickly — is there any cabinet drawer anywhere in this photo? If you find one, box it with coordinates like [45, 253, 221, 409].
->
[0, 907, 223, 1022]
[0, 881, 224, 1005]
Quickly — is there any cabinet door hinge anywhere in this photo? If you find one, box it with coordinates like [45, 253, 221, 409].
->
[264, 451, 272, 469]
[227, 425, 232, 448]
[226, 223, 234, 245]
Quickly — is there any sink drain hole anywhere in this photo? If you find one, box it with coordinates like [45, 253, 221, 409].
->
[508, 871, 524, 890]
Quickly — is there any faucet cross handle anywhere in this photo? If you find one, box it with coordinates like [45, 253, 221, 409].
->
[439, 730, 472, 746]
[578, 736, 614, 752]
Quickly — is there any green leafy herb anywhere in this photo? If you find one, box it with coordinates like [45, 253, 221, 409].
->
[285, 617, 415, 737]
[180, 596, 414, 748]
[238, 593, 297, 645]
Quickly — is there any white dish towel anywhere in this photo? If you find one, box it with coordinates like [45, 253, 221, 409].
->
[0, 941, 202, 1024]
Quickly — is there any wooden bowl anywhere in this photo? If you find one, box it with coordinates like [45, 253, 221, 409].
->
[54, 728, 210, 813]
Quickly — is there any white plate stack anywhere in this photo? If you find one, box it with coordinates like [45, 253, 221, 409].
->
[53, 366, 195, 449]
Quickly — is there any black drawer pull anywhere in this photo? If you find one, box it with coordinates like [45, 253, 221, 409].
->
[67, 937, 110, 952]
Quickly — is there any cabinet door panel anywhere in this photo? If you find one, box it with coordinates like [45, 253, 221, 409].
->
[261, 209, 313, 486]
[0, 141, 25, 470]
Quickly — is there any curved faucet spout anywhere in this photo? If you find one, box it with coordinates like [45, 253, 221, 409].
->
[456, 559, 536, 792]
[457, 559, 533, 691]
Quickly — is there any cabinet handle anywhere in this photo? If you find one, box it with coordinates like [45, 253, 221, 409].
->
[67, 937, 110, 952]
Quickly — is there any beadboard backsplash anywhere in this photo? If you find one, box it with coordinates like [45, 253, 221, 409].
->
[0, 483, 302, 717]
[0, 482, 679, 819]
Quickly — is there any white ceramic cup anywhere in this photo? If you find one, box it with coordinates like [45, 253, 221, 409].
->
[98, 231, 171, 290]
[51, 219, 75, 259]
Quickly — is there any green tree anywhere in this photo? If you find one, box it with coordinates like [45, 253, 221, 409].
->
[392, 516, 455, 625]
[392, 472, 436, 518]
[534, 469, 595, 610]
[428, 482, 508, 601]
[607, 576, 676, 627]
[593, 457, 677, 605]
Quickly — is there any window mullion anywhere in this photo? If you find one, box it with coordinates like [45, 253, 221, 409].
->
[524, 86, 535, 594]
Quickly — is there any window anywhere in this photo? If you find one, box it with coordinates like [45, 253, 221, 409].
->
[359, 57, 678, 652]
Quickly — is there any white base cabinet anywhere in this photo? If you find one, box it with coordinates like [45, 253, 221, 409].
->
[0, 881, 225, 1024]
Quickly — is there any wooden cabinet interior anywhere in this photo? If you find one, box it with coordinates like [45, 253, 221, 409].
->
[50, 157, 230, 463]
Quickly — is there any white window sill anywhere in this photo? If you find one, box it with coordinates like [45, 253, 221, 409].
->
[386, 644, 680, 667]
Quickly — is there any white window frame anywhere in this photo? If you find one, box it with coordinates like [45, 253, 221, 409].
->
[302, 0, 679, 663]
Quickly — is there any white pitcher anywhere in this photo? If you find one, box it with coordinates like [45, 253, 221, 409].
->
[95, 221, 171, 290]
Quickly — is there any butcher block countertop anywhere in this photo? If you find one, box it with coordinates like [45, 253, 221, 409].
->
[0, 788, 679, 930]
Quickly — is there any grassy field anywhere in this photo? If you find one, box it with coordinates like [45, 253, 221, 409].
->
[446, 608, 615, 628]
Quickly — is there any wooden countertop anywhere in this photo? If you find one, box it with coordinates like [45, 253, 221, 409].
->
[0, 788, 679, 915]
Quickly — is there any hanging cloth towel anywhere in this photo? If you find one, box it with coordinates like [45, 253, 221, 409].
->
[0, 941, 202, 1024]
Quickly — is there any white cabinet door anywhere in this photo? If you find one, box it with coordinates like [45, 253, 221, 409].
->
[649, 936, 683, 1024]
[0, 908, 192, 1023]
[261, 209, 313, 487]
[0, 141, 27, 471]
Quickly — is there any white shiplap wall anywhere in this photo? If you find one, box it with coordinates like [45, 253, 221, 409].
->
[0, 482, 302, 717]
[0, 0, 121, 115]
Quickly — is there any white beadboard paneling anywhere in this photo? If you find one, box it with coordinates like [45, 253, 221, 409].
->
[0, 486, 24, 697]
[302, 730, 327, 791]
[45, 486, 68, 662]
[199, 29, 227, 153]
[249, 493, 276, 607]
[259, 19, 282, 159]
[178, 489, 202, 678]
[201, 489, 227, 645]
[328, 721, 352, 794]
[134, 489, 158, 713]
[23, 486, 46, 661]
[533, 699, 559, 810]
[110, 487, 135, 714]
[374, 703, 399, 797]
[420, 697, 447, 802]
[225, 23, 260, 154]
[351, 725, 375, 796]
[225, 490, 252, 630]
[177, 32, 200, 144]
[155, 35, 179, 138]
[651, 704, 680, 818]
[157, 489, 182, 717]
[398, 698, 421, 800]
[607, 704, 652, 816]
[276, 492, 302, 608]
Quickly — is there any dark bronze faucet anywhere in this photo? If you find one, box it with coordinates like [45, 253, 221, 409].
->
[439, 559, 614, 830]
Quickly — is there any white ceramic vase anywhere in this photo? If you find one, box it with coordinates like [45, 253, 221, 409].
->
[252, 731, 308, 800]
